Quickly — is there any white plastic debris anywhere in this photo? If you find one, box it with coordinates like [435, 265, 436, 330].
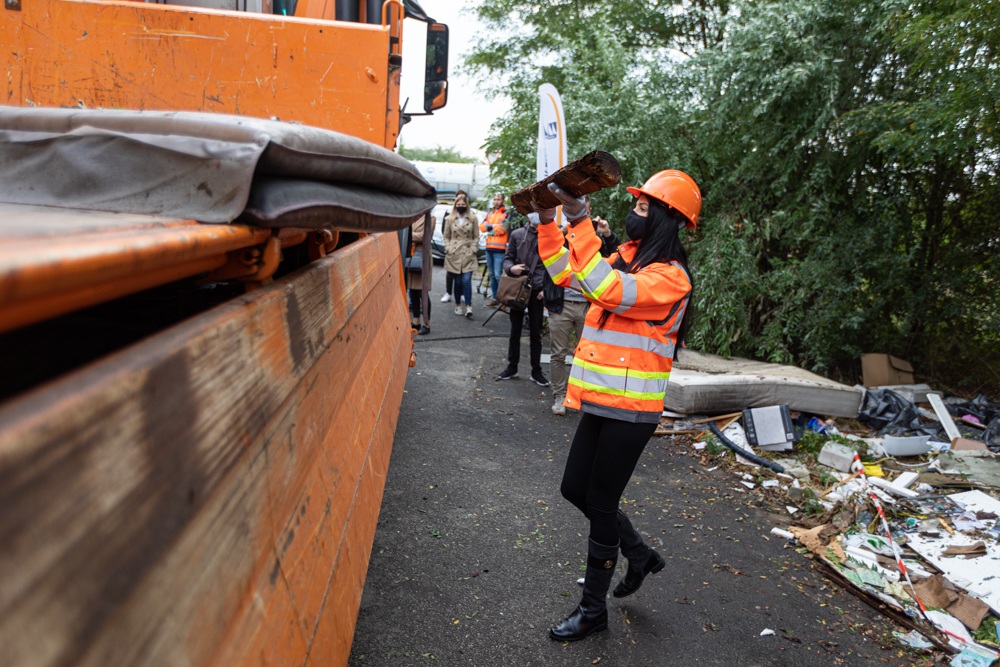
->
[891, 471, 920, 489]
[868, 476, 920, 498]
[760, 628, 775, 637]
[785, 506, 798, 514]
[818, 442, 856, 472]
[741, 481, 756, 490]
[774, 458, 810, 479]
[770, 527, 794, 539]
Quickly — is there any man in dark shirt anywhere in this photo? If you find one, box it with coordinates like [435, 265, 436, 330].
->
[499, 213, 550, 386]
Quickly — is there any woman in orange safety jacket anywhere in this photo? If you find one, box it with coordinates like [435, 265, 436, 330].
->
[534, 170, 700, 642]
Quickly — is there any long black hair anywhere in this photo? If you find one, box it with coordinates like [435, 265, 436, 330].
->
[598, 198, 694, 359]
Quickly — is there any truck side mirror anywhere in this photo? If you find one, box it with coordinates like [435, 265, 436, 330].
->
[423, 23, 448, 113]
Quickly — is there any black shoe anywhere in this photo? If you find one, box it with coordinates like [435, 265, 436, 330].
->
[549, 604, 608, 642]
[497, 367, 518, 380]
[417, 326, 430, 335]
[613, 510, 665, 598]
[549, 539, 618, 641]
[530, 370, 550, 387]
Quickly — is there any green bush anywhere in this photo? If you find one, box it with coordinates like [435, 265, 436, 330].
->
[467, 0, 1000, 395]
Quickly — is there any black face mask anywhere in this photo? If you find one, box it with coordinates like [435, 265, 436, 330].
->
[456, 206, 468, 214]
[625, 210, 647, 241]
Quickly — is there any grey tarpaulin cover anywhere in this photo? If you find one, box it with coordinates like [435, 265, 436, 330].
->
[0, 107, 435, 229]
[666, 350, 863, 418]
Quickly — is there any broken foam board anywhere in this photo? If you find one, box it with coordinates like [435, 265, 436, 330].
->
[905, 491, 1000, 617]
[665, 350, 863, 418]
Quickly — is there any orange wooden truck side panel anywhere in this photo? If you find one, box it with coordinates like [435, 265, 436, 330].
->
[0, 234, 408, 667]
[1, 0, 392, 145]
[1, 2, 413, 664]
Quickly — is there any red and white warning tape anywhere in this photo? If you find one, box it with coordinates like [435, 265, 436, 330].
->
[850, 452, 969, 648]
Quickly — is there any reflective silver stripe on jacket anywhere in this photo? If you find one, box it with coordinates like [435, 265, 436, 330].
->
[610, 273, 638, 314]
[581, 325, 674, 359]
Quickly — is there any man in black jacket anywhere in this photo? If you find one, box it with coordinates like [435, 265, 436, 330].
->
[499, 213, 550, 386]
[544, 197, 619, 414]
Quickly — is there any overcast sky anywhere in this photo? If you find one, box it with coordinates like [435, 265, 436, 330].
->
[398, 0, 510, 160]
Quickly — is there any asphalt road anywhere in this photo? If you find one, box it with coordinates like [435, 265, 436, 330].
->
[349, 267, 920, 666]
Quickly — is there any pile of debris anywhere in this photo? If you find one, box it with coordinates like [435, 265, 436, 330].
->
[656, 366, 1000, 664]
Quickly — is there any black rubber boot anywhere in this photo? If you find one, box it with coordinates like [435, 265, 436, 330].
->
[549, 539, 618, 641]
[613, 509, 665, 598]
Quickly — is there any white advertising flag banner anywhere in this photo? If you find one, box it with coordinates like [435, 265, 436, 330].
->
[537, 83, 567, 225]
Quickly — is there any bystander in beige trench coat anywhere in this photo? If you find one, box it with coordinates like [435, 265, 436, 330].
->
[443, 206, 479, 275]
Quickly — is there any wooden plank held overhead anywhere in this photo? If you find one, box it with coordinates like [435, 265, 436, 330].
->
[0, 233, 410, 667]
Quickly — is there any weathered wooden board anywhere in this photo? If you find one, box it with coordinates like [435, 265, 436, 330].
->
[0, 233, 410, 667]
[510, 150, 622, 214]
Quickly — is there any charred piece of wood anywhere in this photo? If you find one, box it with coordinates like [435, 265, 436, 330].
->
[511, 151, 622, 215]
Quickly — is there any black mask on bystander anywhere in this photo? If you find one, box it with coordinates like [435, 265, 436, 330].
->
[456, 206, 468, 214]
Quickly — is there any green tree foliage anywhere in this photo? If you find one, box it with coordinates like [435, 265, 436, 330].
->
[467, 0, 1000, 392]
[397, 143, 480, 163]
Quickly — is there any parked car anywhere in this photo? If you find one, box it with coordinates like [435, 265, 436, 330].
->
[430, 203, 488, 264]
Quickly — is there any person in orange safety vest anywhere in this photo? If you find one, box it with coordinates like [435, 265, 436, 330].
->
[534, 170, 701, 643]
[480, 193, 510, 306]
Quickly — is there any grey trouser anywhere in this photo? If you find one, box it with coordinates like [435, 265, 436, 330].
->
[549, 300, 589, 403]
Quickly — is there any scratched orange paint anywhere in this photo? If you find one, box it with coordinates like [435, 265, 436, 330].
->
[1, 0, 392, 143]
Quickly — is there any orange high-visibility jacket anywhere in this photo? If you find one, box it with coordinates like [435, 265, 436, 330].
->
[538, 218, 691, 423]
[480, 207, 509, 252]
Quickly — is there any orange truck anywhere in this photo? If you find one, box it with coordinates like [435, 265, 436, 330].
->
[0, 0, 446, 664]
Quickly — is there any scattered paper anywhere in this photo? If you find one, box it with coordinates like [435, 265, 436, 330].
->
[741, 481, 756, 490]
[693, 442, 706, 450]
[762, 480, 779, 488]
[706, 466, 719, 472]
[950, 644, 999, 667]
[926, 610, 974, 650]
[786, 505, 798, 514]
[953, 512, 989, 532]
[760, 628, 775, 637]
[893, 630, 933, 650]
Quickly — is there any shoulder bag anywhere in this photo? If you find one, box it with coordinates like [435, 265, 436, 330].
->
[496, 236, 538, 311]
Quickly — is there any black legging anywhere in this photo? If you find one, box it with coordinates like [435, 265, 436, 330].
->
[409, 288, 429, 320]
[560, 412, 658, 545]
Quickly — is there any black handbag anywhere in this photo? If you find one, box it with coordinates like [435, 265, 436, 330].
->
[404, 251, 423, 272]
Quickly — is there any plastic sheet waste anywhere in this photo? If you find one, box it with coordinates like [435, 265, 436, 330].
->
[982, 418, 1000, 453]
[945, 394, 1000, 428]
[858, 389, 933, 435]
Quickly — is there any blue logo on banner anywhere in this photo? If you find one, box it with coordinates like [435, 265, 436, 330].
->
[543, 122, 558, 140]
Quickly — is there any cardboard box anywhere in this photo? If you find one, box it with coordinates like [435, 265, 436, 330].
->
[862, 354, 914, 388]
[951, 438, 987, 452]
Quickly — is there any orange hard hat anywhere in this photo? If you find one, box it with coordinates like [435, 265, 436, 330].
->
[626, 170, 702, 229]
